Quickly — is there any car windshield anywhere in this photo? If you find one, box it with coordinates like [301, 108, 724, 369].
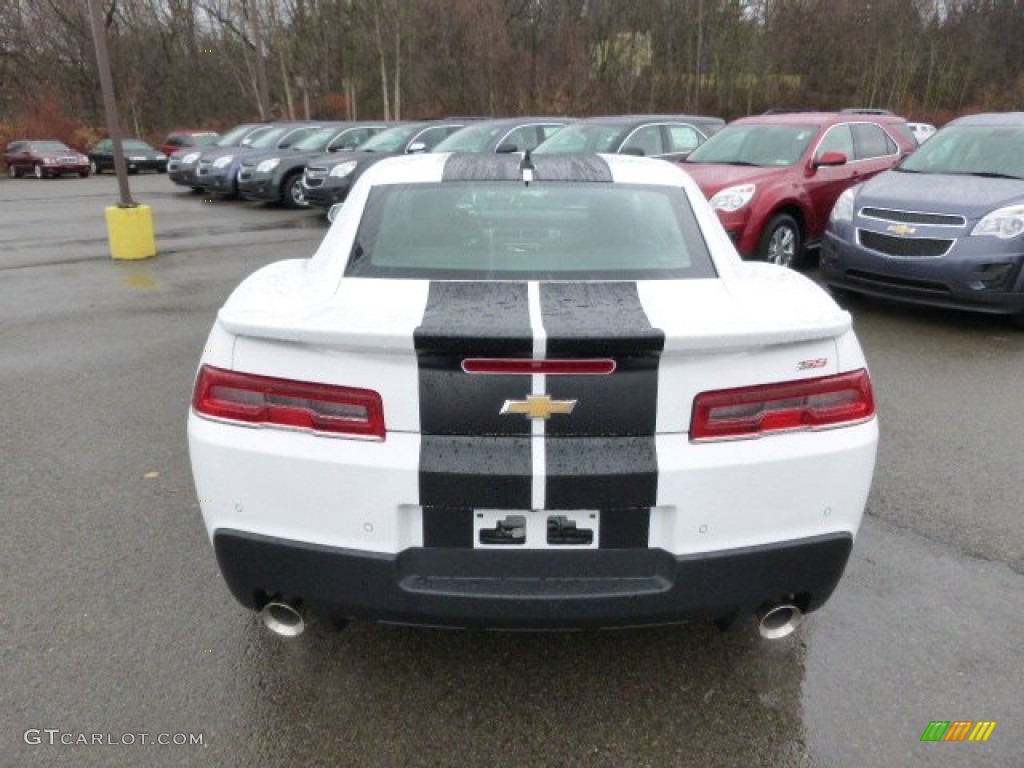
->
[123, 139, 152, 150]
[215, 124, 260, 147]
[248, 126, 295, 149]
[358, 125, 422, 152]
[533, 124, 627, 154]
[433, 124, 507, 153]
[346, 182, 716, 280]
[685, 124, 817, 167]
[897, 125, 1024, 178]
[30, 141, 71, 152]
[292, 127, 342, 152]
[195, 134, 219, 145]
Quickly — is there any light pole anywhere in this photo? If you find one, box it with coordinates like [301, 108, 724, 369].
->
[87, 0, 156, 259]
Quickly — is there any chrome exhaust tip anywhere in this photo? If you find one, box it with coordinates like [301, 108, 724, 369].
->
[757, 603, 803, 640]
[260, 598, 306, 638]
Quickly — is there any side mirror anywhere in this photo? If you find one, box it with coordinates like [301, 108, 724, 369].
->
[407, 142, 427, 154]
[814, 150, 847, 167]
[327, 203, 343, 223]
[495, 142, 519, 154]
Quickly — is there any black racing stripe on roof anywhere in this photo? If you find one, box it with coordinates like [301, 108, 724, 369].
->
[441, 153, 613, 182]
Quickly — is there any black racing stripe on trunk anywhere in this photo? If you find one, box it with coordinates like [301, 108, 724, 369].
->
[540, 282, 661, 540]
[415, 281, 533, 353]
[416, 282, 534, 526]
[441, 153, 613, 183]
[545, 437, 658, 510]
[540, 282, 665, 356]
[540, 282, 664, 438]
[415, 281, 533, 436]
[419, 436, 532, 510]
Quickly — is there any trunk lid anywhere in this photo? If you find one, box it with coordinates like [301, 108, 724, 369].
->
[223, 265, 850, 436]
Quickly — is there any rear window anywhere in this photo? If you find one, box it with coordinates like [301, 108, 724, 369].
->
[345, 182, 716, 280]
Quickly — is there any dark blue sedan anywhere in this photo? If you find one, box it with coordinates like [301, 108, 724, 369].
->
[821, 112, 1024, 326]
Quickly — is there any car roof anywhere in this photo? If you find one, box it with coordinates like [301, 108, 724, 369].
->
[578, 114, 725, 127]
[948, 111, 1024, 127]
[454, 117, 566, 128]
[731, 111, 907, 127]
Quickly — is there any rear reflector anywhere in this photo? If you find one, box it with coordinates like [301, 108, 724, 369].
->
[691, 369, 874, 441]
[462, 358, 616, 375]
[192, 365, 385, 439]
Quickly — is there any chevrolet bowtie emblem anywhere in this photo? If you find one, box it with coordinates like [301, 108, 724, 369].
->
[887, 223, 917, 236]
[500, 395, 577, 420]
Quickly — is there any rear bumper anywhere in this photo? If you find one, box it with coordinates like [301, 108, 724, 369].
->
[214, 528, 853, 629]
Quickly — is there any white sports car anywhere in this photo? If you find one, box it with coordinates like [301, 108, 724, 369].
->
[188, 152, 878, 638]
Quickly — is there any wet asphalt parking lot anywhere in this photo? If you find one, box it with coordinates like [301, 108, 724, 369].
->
[1, 173, 1021, 768]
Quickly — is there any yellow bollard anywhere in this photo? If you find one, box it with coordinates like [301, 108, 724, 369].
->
[105, 204, 156, 260]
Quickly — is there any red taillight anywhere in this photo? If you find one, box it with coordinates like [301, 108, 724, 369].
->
[192, 365, 384, 439]
[461, 358, 616, 375]
[691, 369, 874, 441]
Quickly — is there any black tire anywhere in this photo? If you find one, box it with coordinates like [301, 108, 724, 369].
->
[79, 170, 90, 178]
[33, 164, 45, 179]
[282, 171, 306, 209]
[757, 213, 803, 269]
[7, 164, 18, 179]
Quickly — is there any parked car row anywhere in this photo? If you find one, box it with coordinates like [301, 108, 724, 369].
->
[3, 130, 219, 179]
[7, 107, 1020, 325]
[162, 112, 925, 274]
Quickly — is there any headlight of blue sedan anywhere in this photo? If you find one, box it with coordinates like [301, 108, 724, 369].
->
[971, 205, 1024, 239]
[256, 158, 280, 173]
[212, 155, 235, 169]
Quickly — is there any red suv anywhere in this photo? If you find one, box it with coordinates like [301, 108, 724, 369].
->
[682, 112, 916, 267]
[158, 130, 219, 157]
